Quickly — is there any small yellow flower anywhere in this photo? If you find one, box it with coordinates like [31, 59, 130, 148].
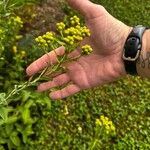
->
[56, 22, 66, 31]
[78, 126, 82, 132]
[95, 115, 116, 134]
[81, 45, 93, 55]
[95, 119, 102, 126]
[40, 39, 47, 44]
[15, 16, 23, 23]
[64, 105, 69, 115]
[44, 43, 48, 47]
[35, 31, 56, 48]
[105, 124, 110, 130]
[12, 46, 17, 54]
[100, 115, 105, 121]
[110, 125, 115, 131]
[63, 36, 74, 45]
[74, 35, 83, 41]
[70, 41, 74, 45]
[81, 26, 91, 37]
[70, 16, 80, 26]
[63, 37, 69, 43]
[15, 35, 23, 40]
[20, 51, 26, 58]
[11, 16, 23, 27]
[64, 30, 70, 35]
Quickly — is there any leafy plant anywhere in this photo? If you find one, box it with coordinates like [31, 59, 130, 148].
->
[0, 0, 37, 16]
[0, 15, 93, 107]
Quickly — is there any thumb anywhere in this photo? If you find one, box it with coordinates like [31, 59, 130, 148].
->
[67, 0, 105, 19]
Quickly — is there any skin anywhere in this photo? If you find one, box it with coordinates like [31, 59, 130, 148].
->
[26, 0, 143, 100]
[136, 29, 150, 78]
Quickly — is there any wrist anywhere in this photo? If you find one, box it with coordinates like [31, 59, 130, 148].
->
[139, 29, 149, 55]
[136, 29, 150, 77]
[121, 25, 148, 76]
[119, 26, 133, 76]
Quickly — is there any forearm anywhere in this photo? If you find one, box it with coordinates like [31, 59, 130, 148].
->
[136, 29, 150, 78]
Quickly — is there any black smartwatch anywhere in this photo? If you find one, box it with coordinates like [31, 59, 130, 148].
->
[122, 25, 147, 75]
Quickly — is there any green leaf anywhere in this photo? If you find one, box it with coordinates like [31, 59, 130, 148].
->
[0, 145, 5, 150]
[22, 134, 27, 144]
[22, 125, 34, 144]
[22, 91, 31, 102]
[0, 137, 7, 144]
[0, 106, 8, 120]
[8, 140, 14, 150]
[10, 132, 21, 147]
[16, 124, 23, 133]
[22, 108, 32, 124]
[0, 119, 5, 126]
[24, 125, 34, 136]
[44, 97, 51, 109]
[5, 116, 18, 124]
[24, 100, 34, 108]
[5, 125, 14, 136]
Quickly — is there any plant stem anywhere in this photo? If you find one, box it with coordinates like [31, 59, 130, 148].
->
[4, 54, 68, 104]
[91, 139, 98, 150]
[5, 66, 48, 104]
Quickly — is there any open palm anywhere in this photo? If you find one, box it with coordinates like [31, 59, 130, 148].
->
[26, 0, 131, 99]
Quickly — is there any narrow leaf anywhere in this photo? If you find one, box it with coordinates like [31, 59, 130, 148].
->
[0, 107, 8, 120]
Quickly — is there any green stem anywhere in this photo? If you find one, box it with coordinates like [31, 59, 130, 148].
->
[90, 139, 98, 150]
[4, 0, 10, 11]
[44, 54, 67, 76]
[3, 44, 81, 105]
[5, 82, 28, 104]
[4, 66, 49, 104]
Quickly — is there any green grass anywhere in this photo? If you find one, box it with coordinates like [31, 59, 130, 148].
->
[92, 0, 150, 26]
[30, 0, 150, 149]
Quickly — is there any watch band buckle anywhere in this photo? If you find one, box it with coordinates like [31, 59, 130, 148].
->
[123, 49, 140, 61]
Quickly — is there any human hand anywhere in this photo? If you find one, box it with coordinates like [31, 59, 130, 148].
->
[26, 0, 132, 99]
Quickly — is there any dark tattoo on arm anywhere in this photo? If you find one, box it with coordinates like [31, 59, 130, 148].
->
[137, 52, 150, 69]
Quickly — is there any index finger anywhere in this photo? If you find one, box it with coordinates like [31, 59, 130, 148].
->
[26, 46, 65, 76]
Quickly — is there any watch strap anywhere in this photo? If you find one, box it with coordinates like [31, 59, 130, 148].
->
[124, 25, 147, 75]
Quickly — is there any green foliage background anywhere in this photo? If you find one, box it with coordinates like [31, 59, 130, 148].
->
[92, 0, 150, 26]
[0, 0, 150, 150]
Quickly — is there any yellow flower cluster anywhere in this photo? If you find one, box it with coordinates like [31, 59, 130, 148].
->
[35, 32, 55, 48]
[14, 16, 23, 25]
[10, 16, 23, 28]
[62, 24, 90, 45]
[70, 15, 80, 26]
[81, 45, 93, 55]
[64, 26, 90, 37]
[63, 36, 74, 45]
[95, 115, 116, 134]
[56, 22, 66, 31]
[56, 16, 91, 45]
[12, 46, 26, 58]
[35, 15, 92, 53]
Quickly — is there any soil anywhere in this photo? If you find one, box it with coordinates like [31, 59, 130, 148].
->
[19, 0, 66, 34]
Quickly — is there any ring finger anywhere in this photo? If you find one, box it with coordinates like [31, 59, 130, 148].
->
[37, 73, 70, 92]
